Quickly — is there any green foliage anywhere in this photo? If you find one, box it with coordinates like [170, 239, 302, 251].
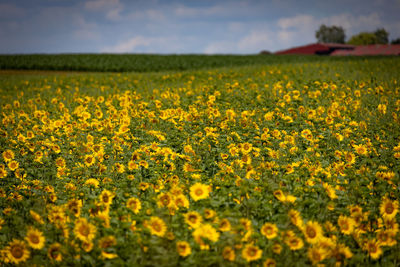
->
[348, 28, 390, 45]
[0, 54, 345, 73]
[391, 38, 400, 44]
[374, 28, 389, 44]
[348, 32, 378, 45]
[315, 24, 346, 44]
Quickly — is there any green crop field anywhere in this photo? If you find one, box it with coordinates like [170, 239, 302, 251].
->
[0, 56, 400, 266]
[0, 53, 390, 72]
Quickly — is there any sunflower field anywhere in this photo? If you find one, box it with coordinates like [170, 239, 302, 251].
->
[0, 56, 400, 266]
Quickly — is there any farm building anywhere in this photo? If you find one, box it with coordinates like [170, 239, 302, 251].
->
[274, 43, 355, 55]
[331, 44, 400, 56]
[274, 43, 400, 56]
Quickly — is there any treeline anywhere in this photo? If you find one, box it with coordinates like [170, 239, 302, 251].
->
[316, 25, 400, 45]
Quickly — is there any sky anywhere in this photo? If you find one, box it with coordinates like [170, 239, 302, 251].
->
[0, 0, 399, 54]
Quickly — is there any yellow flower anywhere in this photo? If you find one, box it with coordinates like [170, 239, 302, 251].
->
[222, 246, 235, 261]
[364, 239, 382, 260]
[99, 189, 115, 206]
[323, 182, 338, 200]
[174, 194, 189, 209]
[146, 216, 167, 237]
[379, 197, 399, 220]
[0, 166, 7, 178]
[303, 221, 323, 244]
[99, 235, 118, 259]
[126, 197, 141, 214]
[264, 111, 274, 121]
[176, 241, 191, 257]
[241, 142, 253, 154]
[84, 178, 99, 188]
[273, 190, 286, 202]
[242, 244, 262, 262]
[189, 183, 210, 201]
[127, 160, 139, 170]
[157, 192, 173, 208]
[6, 239, 30, 264]
[288, 209, 304, 229]
[260, 222, 278, 239]
[263, 258, 276, 267]
[204, 208, 216, 219]
[184, 211, 202, 229]
[74, 218, 97, 242]
[84, 154, 96, 167]
[101, 251, 118, 259]
[25, 227, 45, 250]
[307, 246, 327, 265]
[130, 220, 137, 231]
[353, 144, 368, 156]
[66, 199, 82, 217]
[139, 160, 149, 168]
[218, 218, 231, 232]
[301, 129, 313, 141]
[97, 209, 110, 228]
[284, 233, 304, 250]
[30, 210, 44, 224]
[272, 242, 282, 254]
[99, 235, 117, 249]
[7, 160, 19, 171]
[337, 215, 355, 235]
[48, 243, 62, 261]
[285, 194, 297, 203]
[82, 241, 93, 252]
[192, 223, 220, 244]
[377, 104, 387, 114]
[2, 149, 14, 162]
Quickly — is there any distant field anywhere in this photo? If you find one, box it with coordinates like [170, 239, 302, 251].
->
[0, 53, 391, 72]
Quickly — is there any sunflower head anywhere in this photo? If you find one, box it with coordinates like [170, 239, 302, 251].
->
[242, 244, 262, 262]
[146, 216, 167, 237]
[176, 241, 191, 257]
[261, 222, 278, 239]
[25, 227, 45, 250]
[6, 239, 30, 264]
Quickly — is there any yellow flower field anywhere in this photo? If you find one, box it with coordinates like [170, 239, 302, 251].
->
[0, 58, 400, 266]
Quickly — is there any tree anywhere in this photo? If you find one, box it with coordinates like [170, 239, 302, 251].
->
[374, 28, 389, 44]
[348, 32, 378, 45]
[348, 28, 390, 45]
[391, 38, 400, 44]
[316, 25, 346, 44]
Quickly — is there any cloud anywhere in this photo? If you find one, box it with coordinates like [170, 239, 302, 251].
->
[102, 36, 175, 53]
[174, 4, 226, 17]
[276, 15, 316, 47]
[278, 15, 315, 30]
[273, 12, 387, 50]
[238, 30, 275, 52]
[203, 41, 239, 54]
[172, 1, 257, 19]
[72, 17, 101, 41]
[205, 11, 392, 54]
[85, 0, 123, 21]
[204, 24, 277, 54]
[126, 8, 166, 22]
[85, 0, 120, 10]
[321, 13, 383, 34]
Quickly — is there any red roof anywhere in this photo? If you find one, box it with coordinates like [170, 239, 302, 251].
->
[275, 43, 355, 55]
[331, 44, 400, 56]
